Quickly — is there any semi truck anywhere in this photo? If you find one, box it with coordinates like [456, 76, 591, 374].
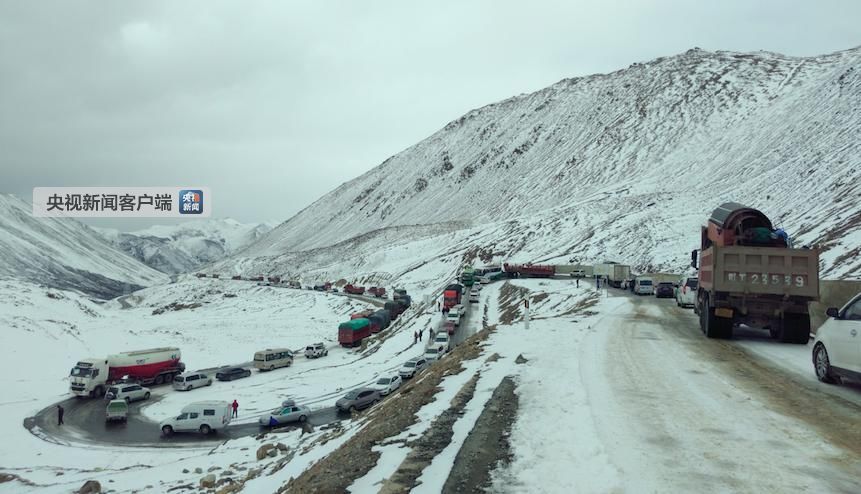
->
[69, 347, 185, 398]
[443, 283, 464, 310]
[385, 300, 404, 319]
[368, 287, 387, 298]
[344, 284, 366, 295]
[338, 318, 372, 347]
[692, 202, 819, 343]
[503, 263, 556, 278]
[607, 264, 631, 288]
[393, 288, 408, 300]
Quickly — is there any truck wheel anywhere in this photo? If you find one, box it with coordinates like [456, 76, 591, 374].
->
[783, 313, 811, 344]
[200, 424, 212, 435]
[813, 344, 837, 384]
[702, 297, 724, 339]
[162, 425, 174, 436]
[154, 375, 164, 385]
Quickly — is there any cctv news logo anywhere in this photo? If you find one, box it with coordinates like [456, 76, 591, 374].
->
[32, 187, 211, 218]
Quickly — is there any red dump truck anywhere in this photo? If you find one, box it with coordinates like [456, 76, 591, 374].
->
[692, 202, 819, 343]
[344, 284, 366, 295]
[443, 284, 463, 310]
[368, 287, 387, 298]
[503, 263, 556, 278]
[339, 319, 371, 347]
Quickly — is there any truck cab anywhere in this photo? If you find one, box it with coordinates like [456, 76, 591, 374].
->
[70, 359, 109, 397]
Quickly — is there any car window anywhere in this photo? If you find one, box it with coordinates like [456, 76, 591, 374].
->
[188, 375, 198, 381]
[844, 298, 861, 320]
[174, 376, 184, 382]
[177, 413, 188, 420]
[108, 387, 119, 395]
[189, 412, 199, 419]
[203, 409, 215, 416]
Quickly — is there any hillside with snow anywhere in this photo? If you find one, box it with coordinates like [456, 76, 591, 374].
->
[0, 194, 168, 298]
[96, 219, 273, 274]
[232, 47, 861, 282]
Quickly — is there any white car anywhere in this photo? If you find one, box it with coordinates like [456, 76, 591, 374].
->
[446, 308, 461, 326]
[472, 284, 482, 291]
[675, 277, 698, 308]
[424, 347, 443, 362]
[370, 375, 402, 396]
[160, 401, 232, 436]
[105, 383, 151, 403]
[433, 333, 450, 353]
[399, 358, 429, 378]
[634, 278, 653, 295]
[469, 290, 480, 303]
[812, 293, 861, 384]
[172, 372, 213, 391]
[305, 343, 328, 359]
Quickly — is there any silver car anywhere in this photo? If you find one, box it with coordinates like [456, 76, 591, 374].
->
[258, 401, 311, 427]
[399, 358, 429, 378]
[173, 372, 213, 391]
[105, 383, 151, 402]
[336, 388, 381, 413]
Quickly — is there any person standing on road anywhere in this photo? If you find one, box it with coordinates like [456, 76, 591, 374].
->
[576, 278, 580, 288]
[429, 328, 435, 340]
[419, 329, 424, 341]
[231, 400, 239, 418]
[437, 302, 441, 312]
[57, 404, 64, 426]
[414, 331, 418, 345]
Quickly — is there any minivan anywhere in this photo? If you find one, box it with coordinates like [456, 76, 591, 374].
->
[159, 401, 232, 436]
[634, 278, 654, 295]
[173, 372, 212, 391]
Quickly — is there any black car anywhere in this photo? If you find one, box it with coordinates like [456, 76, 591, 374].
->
[215, 367, 252, 381]
[655, 282, 675, 298]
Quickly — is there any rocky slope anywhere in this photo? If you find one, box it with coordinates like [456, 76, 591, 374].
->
[229, 47, 861, 281]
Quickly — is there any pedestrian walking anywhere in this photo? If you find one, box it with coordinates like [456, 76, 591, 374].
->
[231, 399, 239, 418]
[419, 329, 424, 341]
[57, 404, 64, 426]
[576, 278, 580, 288]
[437, 302, 441, 312]
[414, 331, 418, 345]
[429, 328, 435, 340]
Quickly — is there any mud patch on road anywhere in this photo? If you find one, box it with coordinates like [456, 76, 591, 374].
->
[441, 376, 518, 494]
[378, 372, 480, 493]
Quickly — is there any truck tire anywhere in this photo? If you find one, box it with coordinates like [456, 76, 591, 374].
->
[783, 313, 811, 344]
[701, 296, 731, 339]
[813, 344, 837, 384]
[154, 375, 164, 385]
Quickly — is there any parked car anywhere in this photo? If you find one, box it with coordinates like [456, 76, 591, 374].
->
[433, 333, 451, 353]
[655, 282, 675, 298]
[399, 358, 429, 378]
[469, 290, 480, 303]
[472, 283, 482, 291]
[424, 347, 443, 362]
[335, 388, 381, 413]
[172, 372, 213, 391]
[160, 401, 232, 436]
[675, 277, 698, 308]
[812, 293, 861, 384]
[215, 367, 251, 382]
[634, 278, 653, 295]
[105, 399, 129, 423]
[105, 383, 151, 402]
[370, 375, 402, 396]
[258, 400, 310, 427]
[305, 343, 328, 359]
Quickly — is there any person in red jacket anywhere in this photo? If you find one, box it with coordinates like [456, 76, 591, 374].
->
[231, 399, 239, 418]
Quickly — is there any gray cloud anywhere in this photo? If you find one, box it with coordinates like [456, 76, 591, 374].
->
[1, 0, 859, 230]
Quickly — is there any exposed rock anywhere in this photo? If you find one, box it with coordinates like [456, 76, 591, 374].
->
[256, 444, 275, 460]
[200, 474, 216, 489]
[207, 466, 221, 473]
[194, 467, 203, 474]
[275, 442, 288, 452]
[77, 480, 101, 494]
[515, 354, 528, 364]
[181, 469, 189, 474]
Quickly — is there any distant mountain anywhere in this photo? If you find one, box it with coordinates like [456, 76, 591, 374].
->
[0, 194, 168, 299]
[97, 219, 274, 274]
[235, 47, 861, 281]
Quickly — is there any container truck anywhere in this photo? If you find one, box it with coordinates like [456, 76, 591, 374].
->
[69, 347, 185, 398]
[443, 284, 464, 310]
[503, 263, 556, 278]
[692, 202, 819, 343]
[607, 264, 631, 288]
[338, 318, 372, 347]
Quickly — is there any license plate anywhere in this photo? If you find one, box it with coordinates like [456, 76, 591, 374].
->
[725, 272, 807, 287]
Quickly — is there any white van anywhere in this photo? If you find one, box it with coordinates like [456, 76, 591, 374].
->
[254, 348, 294, 371]
[160, 401, 232, 436]
[634, 277, 654, 295]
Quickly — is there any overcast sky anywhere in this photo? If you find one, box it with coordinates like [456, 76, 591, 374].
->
[1, 1, 859, 231]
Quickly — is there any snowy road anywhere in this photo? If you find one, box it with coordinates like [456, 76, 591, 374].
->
[575, 287, 861, 492]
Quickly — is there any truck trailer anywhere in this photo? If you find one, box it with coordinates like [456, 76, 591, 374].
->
[70, 347, 185, 398]
[503, 263, 556, 278]
[607, 264, 631, 288]
[443, 284, 464, 310]
[692, 203, 819, 343]
[338, 318, 372, 347]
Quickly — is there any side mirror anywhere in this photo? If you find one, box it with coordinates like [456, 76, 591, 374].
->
[826, 307, 839, 318]
[690, 250, 698, 269]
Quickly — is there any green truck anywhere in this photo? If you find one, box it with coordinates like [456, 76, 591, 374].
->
[460, 266, 475, 287]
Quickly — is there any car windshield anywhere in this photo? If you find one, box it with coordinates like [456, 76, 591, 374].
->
[686, 279, 698, 288]
[639, 280, 652, 285]
[107, 387, 119, 395]
[403, 361, 416, 368]
[306, 346, 313, 351]
[70, 367, 93, 377]
[174, 376, 184, 382]
[344, 390, 360, 399]
[376, 378, 390, 385]
[426, 348, 439, 354]
[659, 282, 672, 287]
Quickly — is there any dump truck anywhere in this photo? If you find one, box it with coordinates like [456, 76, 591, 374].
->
[69, 347, 185, 398]
[692, 202, 819, 343]
[368, 287, 387, 298]
[338, 318, 371, 347]
[503, 263, 556, 278]
[460, 266, 475, 287]
[443, 284, 464, 310]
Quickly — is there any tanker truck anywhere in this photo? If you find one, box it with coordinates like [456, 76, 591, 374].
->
[69, 347, 185, 397]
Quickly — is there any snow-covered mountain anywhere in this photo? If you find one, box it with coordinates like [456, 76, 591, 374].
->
[0, 194, 168, 299]
[97, 219, 273, 274]
[230, 47, 861, 282]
